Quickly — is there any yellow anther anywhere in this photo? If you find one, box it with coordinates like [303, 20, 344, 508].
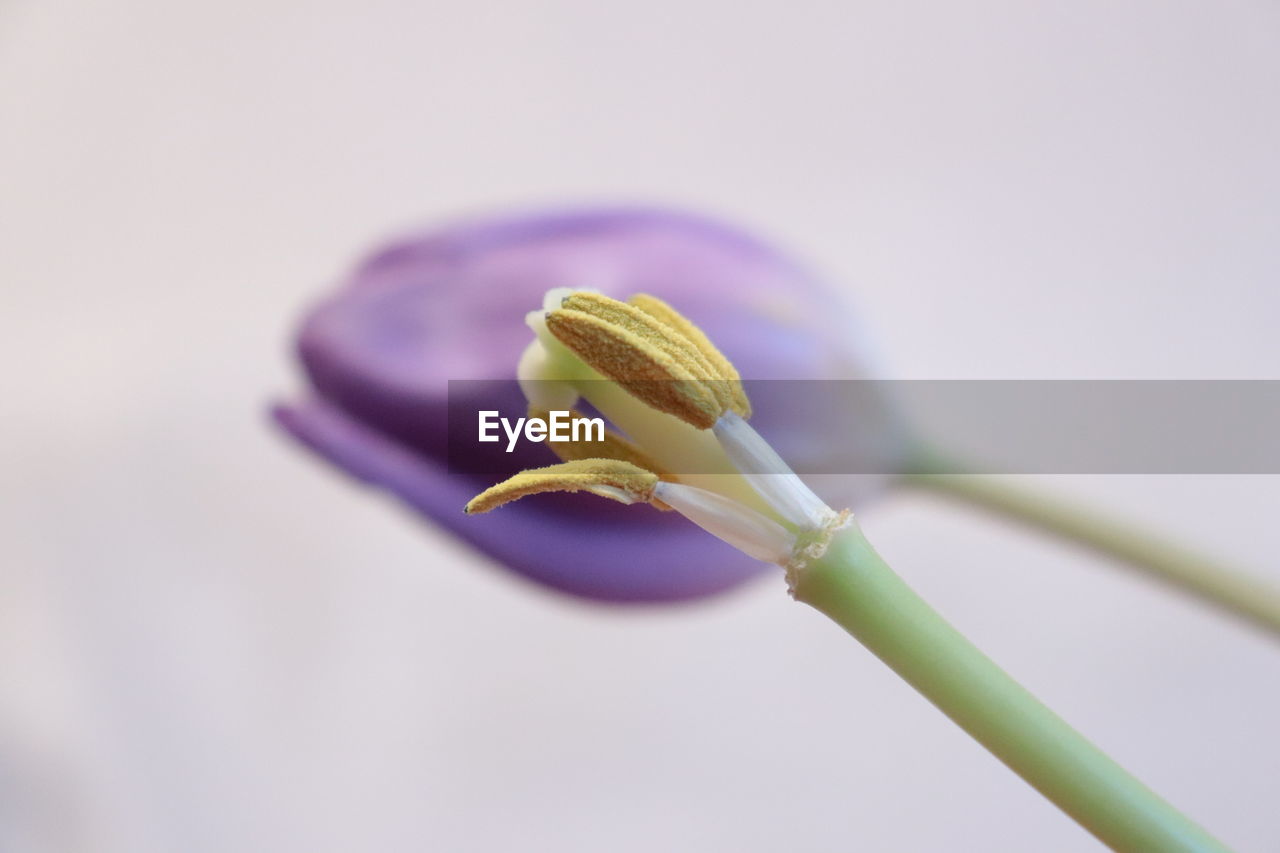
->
[628, 293, 751, 418]
[561, 292, 749, 419]
[559, 293, 716, 376]
[464, 459, 660, 515]
[528, 406, 675, 510]
[545, 307, 723, 429]
[527, 407, 672, 473]
[545, 291, 753, 428]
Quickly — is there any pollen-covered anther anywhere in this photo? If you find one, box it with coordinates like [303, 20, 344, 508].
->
[545, 308, 722, 428]
[545, 292, 750, 429]
[627, 293, 751, 419]
[464, 459, 660, 515]
[527, 406, 675, 510]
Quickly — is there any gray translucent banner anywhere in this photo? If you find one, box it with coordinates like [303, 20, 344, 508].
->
[446, 380, 1280, 475]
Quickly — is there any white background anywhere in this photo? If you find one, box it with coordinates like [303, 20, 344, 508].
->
[2, 1, 1278, 850]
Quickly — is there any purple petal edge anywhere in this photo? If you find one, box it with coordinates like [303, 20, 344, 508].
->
[271, 398, 770, 603]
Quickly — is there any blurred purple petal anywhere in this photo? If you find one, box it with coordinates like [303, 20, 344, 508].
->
[274, 206, 881, 602]
[272, 398, 768, 601]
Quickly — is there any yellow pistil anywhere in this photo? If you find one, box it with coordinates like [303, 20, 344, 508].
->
[545, 292, 751, 429]
[464, 459, 660, 515]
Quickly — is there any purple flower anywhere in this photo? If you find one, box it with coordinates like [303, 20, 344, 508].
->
[272, 207, 881, 602]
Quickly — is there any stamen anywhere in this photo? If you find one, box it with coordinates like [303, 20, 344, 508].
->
[560, 292, 741, 416]
[628, 293, 751, 418]
[712, 410, 836, 530]
[464, 459, 659, 514]
[527, 406, 675, 510]
[652, 481, 795, 564]
[545, 307, 723, 429]
[483, 288, 847, 565]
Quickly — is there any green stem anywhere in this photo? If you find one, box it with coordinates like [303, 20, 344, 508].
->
[902, 469, 1280, 639]
[794, 526, 1229, 852]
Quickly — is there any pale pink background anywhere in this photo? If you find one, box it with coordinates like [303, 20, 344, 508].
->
[2, 2, 1278, 851]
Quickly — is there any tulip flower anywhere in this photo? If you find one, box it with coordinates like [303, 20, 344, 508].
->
[273, 205, 1280, 628]
[271, 207, 887, 601]
[450, 280, 1230, 850]
[270, 206, 1280, 849]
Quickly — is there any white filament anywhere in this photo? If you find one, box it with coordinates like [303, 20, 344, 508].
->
[653, 481, 795, 564]
[588, 485, 641, 504]
[712, 410, 835, 530]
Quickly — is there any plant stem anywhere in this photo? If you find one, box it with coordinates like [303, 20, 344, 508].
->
[793, 526, 1229, 852]
[903, 469, 1280, 639]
